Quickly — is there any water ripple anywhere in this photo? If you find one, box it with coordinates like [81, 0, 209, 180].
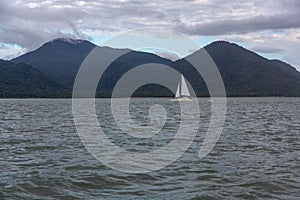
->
[0, 98, 299, 199]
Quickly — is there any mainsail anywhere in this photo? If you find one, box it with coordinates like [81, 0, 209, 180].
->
[175, 74, 191, 98]
[175, 81, 181, 98]
[180, 74, 190, 97]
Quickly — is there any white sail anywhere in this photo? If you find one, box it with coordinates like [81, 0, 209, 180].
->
[180, 74, 190, 97]
[175, 81, 181, 98]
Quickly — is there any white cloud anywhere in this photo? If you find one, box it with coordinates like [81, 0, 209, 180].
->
[0, 0, 299, 69]
[0, 43, 26, 60]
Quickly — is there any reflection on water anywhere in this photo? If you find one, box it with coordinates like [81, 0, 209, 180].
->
[0, 98, 299, 199]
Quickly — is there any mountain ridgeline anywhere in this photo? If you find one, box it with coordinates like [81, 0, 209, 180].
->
[12, 38, 96, 89]
[4, 38, 300, 97]
[172, 41, 300, 97]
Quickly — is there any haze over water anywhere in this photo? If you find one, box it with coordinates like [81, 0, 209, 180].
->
[1, 98, 299, 199]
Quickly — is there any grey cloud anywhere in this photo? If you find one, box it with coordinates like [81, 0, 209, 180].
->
[0, 3, 86, 23]
[0, 1, 88, 50]
[0, 0, 171, 50]
[269, 0, 300, 11]
[67, 21, 92, 41]
[117, 5, 167, 20]
[1, 0, 300, 62]
[175, 12, 300, 35]
[0, 25, 74, 50]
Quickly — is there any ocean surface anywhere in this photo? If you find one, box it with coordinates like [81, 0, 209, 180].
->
[0, 98, 299, 199]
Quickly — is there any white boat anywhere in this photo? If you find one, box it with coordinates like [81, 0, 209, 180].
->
[171, 74, 192, 101]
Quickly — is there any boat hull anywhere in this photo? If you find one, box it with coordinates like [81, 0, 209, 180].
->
[170, 97, 193, 102]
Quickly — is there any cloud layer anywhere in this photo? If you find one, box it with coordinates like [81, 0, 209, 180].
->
[175, 13, 300, 35]
[0, 0, 300, 69]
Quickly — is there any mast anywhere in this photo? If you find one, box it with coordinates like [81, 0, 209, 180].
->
[179, 74, 182, 97]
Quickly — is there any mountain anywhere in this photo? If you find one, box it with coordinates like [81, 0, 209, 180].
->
[172, 41, 300, 96]
[96, 50, 173, 97]
[270, 59, 300, 79]
[11, 38, 172, 97]
[12, 38, 96, 88]
[10, 38, 300, 97]
[0, 59, 69, 98]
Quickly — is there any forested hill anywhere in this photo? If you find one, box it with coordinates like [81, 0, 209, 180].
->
[0, 59, 69, 98]
[6, 39, 300, 97]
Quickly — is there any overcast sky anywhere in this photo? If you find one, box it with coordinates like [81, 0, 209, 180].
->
[0, 0, 300, 70]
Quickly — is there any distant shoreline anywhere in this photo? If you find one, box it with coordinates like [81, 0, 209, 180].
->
[1, 96, 300, 99]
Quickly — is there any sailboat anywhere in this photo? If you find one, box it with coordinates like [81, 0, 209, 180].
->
[171, 74, 192, 101]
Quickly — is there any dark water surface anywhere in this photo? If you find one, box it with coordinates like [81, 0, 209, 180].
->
[0, 98, 299, 199]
